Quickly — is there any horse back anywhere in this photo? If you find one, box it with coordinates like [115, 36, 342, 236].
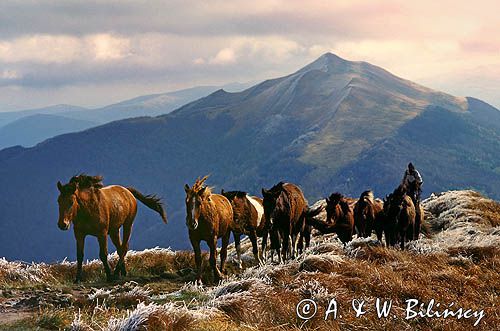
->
[402, 195, 416, 223]
[99, 185, 138, 228]
[248, 196, 266, 231]
[282, 183, 307, 222]
[210, 194, 234, 235]
[230, 194, 263, 233]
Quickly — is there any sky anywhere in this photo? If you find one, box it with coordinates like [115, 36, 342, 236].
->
[1, 0, 499, 111]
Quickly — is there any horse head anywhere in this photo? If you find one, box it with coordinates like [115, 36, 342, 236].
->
[384, 191, 404, 221]
[325, 192, 343, 223]
[56, 180, 79, 231]
[184, 176, 210, 230]
[262, 183, 285, 226]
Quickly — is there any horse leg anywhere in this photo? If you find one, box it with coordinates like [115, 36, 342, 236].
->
[120, 223, 133, 277]
[281, 230, 290, 261]
[208, 237, 222, 284]
[297, 231, 304, 255]
[220, 232, 230, 274]
[190, 237, 202, 284]
[291, 233, 298, 259]
[270, 229, 281, 264]
[249, 230, 262, 266]
[74, 233, 85, 283]
[233, 232, 243, 269]
[298, 225, 311, 254]
[414, 209, 421, 240]
[109, 228, 123, 278]
[400, 231, 406, 250]
[261, 230, 268, 262]
[305, 225, 311, 249]
[97, 234, 113, 282]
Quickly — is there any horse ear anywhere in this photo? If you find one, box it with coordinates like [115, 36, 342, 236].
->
[325, 197, 330, 204]
[184, 184, 190, 193]
[199, 186, 208, 198]
[221, 189, 225, 194]
[57, 181, 63, 192]
[262, 188, 267, 196]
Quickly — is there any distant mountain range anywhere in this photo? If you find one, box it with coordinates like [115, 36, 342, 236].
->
[0, 114, 98, 150]
[0, 53, 498, 262]
[0, 83, 250, 149]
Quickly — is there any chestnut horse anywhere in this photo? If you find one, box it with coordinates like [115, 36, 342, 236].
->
[56, 174, 167, 282]
[185, 176, 233, 283]
[353, 190, 385, 240]
[307, 193, 354, 246]
[262, 182, 309, 262]
[383, 185, 416, 249]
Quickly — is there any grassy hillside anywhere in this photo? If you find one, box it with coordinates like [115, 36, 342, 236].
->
[0, 190, 498, 330]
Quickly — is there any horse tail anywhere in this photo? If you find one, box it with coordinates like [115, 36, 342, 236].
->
[127, 187, 167, 223]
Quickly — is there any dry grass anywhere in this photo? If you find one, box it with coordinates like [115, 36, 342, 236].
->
[0, 190, 498, 330]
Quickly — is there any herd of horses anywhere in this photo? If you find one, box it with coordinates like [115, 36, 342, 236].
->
[56, 174, 424, 284]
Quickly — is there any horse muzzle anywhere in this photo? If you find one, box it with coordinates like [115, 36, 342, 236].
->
[186, 219, 199, 230]
[58, 221, 70, 231]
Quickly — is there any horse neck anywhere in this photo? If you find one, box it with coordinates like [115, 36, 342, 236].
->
[327, 204, 342, 223]
[198, 194, 214, 219]
[276, 191, 292, 216]
[75, 188, 100, 216]
[231, 196, 248, 216]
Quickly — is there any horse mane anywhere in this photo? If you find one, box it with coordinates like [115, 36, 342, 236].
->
[339, 199, 351, 215]
[268, 181, 285, 194]
[328, 192, 344, 204]
[360, 190, 374, 202]
[221, 190, 247, 200]
[395, 183, 407, 196]
[192, 175, 211, 195]
[327, 192, 351, 215]
[69, 173, 104, 189]
[277, 189, 290, 207]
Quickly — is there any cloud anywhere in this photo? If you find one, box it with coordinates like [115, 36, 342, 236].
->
[0, 0, 499, 110]
[209, 48, 236, 65]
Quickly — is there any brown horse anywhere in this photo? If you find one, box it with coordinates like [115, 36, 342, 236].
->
[221, 190, 268, 267]
[353, 190, 385, 240]
[307, 193, 354, 246]
[56, 174, 167, 282]
[184, 176, 233, 283]
[262, 182, 309, 262]
[414, 203, 424, 240]
[383, 185, 416, 249]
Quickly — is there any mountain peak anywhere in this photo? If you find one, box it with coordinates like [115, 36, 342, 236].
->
[298, 52, 350, 74]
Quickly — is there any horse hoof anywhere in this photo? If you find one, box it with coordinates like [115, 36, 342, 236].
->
[73, 278, 82, 284]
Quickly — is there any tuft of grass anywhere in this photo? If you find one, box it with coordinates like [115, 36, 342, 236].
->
[36, 308, 72, 330]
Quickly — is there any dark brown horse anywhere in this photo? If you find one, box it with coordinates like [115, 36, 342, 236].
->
[185, 176, 233, 283]
[56, 174, 167, 282]
[221, 190, 268, 267]
[353, 190, 385, 240]
[307, 193, 354, 246]
[383, 185, 416, 249]
[262, 182, 309, 262]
